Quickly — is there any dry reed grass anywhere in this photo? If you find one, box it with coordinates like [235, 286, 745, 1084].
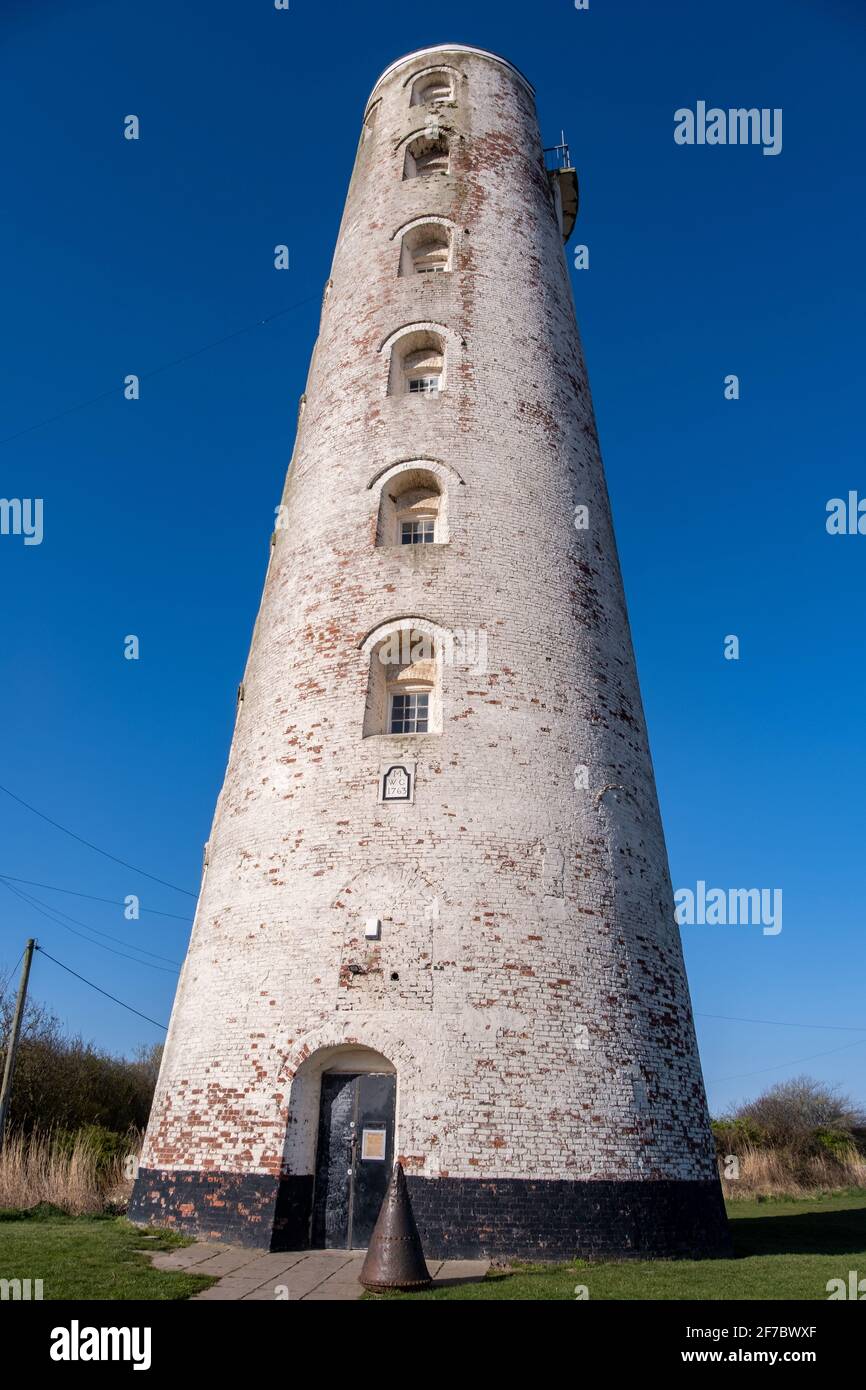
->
[720, 1141, 866, 1199]
[0, 1129, 141, 1215]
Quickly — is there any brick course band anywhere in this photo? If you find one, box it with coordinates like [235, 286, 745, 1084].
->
[129, 1168, 314, 1251]
[130, 1168, 731, 1260]
[407, 1176, 732, 1260]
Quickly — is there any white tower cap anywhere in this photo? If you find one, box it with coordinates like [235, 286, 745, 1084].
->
[369, 44, 536, 101]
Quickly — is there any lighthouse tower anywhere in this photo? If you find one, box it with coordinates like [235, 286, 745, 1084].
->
[132, 45, 728, 1259]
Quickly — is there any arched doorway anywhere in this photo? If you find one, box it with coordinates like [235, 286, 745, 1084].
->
[308, 1047, 396, 1250]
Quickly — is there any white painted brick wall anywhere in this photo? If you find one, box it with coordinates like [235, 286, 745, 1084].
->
[141, 45, 717, 1187]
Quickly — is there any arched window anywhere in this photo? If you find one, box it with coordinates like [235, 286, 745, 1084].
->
[363, 100, 381, 141]
[371, 460, 456, 546]
[403, 134, 450, 180]
[377, 468, 443, 547]
[387, 329, 446, 397]
[410, 71, 454, 106]
[363, 624, 443, 737]
[399, 222, 452, 277]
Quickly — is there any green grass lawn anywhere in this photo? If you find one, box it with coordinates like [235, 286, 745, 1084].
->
[3, 1190, 864, 1301]
[0, 1206, 216, 1301]
[369, 1189, 866, 1300]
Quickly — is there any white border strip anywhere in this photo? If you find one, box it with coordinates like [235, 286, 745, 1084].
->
[368, 44, 536, 102]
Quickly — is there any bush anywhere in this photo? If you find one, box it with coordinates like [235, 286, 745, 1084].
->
[52, 1125, 133, 1177]
[729, 1076, 865, 1147]
[714, 1076, 866, 1198]
[712, 1117, 766, 1152]
[814, 1128, 859, 1161]
[0, 984, 161, 1136]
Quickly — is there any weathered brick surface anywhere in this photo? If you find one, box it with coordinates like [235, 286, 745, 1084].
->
[129, 1168, 313, 1250]
[407, 1176, 731, 1261]
[134, 45, 724, 1255]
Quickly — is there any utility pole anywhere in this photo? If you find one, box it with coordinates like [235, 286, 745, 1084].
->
[0, 938, 36, 1142]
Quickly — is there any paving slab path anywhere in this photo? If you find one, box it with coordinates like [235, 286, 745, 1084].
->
[147, 1241, 488, 1301]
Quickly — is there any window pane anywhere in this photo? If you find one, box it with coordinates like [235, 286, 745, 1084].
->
[401, 519, 436, 545]
[413, 246, 449, 274]
[408, 375, 440, 395]
[389, 690, 430, 734]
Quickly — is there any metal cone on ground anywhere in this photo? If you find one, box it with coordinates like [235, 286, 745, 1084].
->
[359, 1162, 432, 1292]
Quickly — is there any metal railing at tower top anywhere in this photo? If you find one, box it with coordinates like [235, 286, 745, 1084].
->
[545, 132, 580, 243]
[544, 134, 572, 171]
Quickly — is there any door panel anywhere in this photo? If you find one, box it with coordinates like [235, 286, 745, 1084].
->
[311, 1073, 356, 1249]
[351, 1073, 396, 1248]
[311, 1071, 396, 1249]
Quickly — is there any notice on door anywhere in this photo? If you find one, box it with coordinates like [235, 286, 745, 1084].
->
[361, 1128, 386, 1161]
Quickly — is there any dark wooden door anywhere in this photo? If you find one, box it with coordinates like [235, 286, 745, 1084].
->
[311, 1072, 396, 1249]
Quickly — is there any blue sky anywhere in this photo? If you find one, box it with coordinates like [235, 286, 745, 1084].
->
[1, 0, 864, 1115]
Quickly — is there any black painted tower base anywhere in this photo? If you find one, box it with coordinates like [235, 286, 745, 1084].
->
[130, 1168, 731, 1259]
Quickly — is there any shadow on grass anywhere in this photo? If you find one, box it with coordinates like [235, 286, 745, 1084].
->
[731, 1205, 866, 1259]
[432, 1275, 493, 1289]
[0, 1203, 105, 1223]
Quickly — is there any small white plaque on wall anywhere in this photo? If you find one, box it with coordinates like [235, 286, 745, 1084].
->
[361, 1128, 387, 1161]
[378, 760, 416, 804]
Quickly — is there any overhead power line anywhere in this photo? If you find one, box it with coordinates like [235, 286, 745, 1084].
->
[696, 1011, 866, 1034]
[0, 781, 196, 897]
[0, 291, 321, 447]
[0, 873, 192, 922]
[709, 1034, 866, 1084]
[0, 950, 25, 1004]
[0, 879, 180, 972]
[35, 948, 168, 1031]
